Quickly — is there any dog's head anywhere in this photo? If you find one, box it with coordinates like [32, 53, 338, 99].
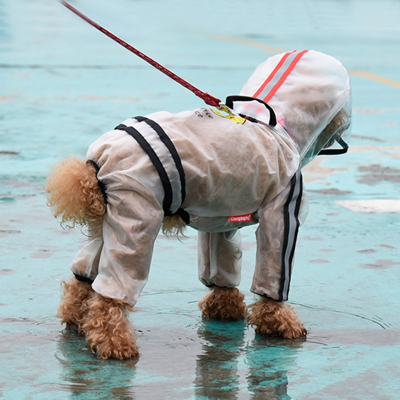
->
[319, 108, 351, 150]
[239, 50, 352, 166]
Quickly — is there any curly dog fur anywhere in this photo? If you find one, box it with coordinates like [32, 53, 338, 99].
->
[57, 277, 94, 335]
[57, 277, 138, 359]
[83, 294, 138, 360]
[199, 287, 246, 321]
[247, 296, 307, 339]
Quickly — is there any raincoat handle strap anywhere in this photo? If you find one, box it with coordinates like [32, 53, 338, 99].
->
[225, 95, 277, 127]
[318, 138, 349, 155]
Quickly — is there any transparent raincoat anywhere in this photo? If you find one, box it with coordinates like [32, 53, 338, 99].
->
[70, 50, 352, 305]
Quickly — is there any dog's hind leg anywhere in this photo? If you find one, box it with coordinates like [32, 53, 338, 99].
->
[83, 293, 139, 360]
[198, 230, 245, 321]
[247, 296, 306, 339]
[57, 276, 94, 336]
[199, 286, 246, 321]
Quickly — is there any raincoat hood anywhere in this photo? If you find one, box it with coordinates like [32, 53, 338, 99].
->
[237, 50, 352, 166]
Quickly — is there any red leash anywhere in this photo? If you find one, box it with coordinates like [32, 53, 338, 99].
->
[61, 1, 222, 108]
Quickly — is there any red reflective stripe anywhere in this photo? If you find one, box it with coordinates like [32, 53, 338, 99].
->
[252, 51, 296, 98]
[262, 50, 309, 103]
[253, 51, 296, 98]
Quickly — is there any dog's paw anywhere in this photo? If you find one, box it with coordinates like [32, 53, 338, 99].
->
[281, 320, 307, 339]
[199, 287, 246, 321]
[267, 319, 307, 339]
[85, 325, 139, 360]
[247, 297, 307, 339]
[82, 293, 139, 360]
[65, 322, 85, 336]
[91, 339, 139, 360]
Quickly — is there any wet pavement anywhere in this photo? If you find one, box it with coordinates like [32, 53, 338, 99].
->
[1, 0, 400, 399]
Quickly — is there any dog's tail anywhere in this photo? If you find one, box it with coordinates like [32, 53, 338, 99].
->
[46, 157, 106, 229]
[162, 215, 187, 238]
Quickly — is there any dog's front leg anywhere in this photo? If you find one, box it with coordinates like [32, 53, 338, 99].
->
[249, 169, 307, 339]
[83, 293, 139, 360]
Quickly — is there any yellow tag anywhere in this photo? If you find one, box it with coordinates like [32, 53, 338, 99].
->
[211, 104, 246, 124]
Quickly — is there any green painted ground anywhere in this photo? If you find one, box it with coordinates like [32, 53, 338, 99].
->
[1, 1, 400, 399]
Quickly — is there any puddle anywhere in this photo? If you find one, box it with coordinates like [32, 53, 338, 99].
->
[359, 259, 400, 269]
[308, 259, 329, 264]
[308, 188, 353, 195]
[358, 164, 400, 185]
[357, 249, 377, 254]
[0, 269, 14, 275]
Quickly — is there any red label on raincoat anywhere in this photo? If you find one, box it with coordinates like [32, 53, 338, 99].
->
[229, 214, 252, 223]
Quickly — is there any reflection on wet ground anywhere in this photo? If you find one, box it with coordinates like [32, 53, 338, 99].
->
[56, 332, 138, 399]
[2, 311, 400, 399]
[3, 312, 400, 400]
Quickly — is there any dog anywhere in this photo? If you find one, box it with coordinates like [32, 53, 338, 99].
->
[46, 50, 352, 360]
